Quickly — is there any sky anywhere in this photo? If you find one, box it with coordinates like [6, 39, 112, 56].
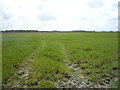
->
[0, 0, 119, 31]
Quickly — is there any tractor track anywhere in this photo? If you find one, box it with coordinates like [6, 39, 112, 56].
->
[2, 41, 45, 88]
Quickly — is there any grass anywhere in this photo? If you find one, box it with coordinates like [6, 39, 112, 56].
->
[0, 32, 2, 88]
[2, 32, 118, 88]
[2, 33, 41, 80]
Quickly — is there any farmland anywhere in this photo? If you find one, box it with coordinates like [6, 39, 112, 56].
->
[2, 32, 118, 88]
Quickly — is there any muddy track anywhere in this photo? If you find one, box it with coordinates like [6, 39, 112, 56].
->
[56, 41, 118, 88]
[2, 41, 46, 88]
[56, 41, 90, 88]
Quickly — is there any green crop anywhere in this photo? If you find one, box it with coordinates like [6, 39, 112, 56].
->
[2, 32, 118, 88]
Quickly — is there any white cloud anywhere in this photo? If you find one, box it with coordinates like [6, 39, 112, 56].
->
[88, 0, 105, 8]
[0, 0, 119, 31]
[37, 12, 56, 21]
[0, 11, 12, 20]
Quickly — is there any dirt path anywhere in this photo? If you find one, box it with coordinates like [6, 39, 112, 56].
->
[2, 41, 46, 88]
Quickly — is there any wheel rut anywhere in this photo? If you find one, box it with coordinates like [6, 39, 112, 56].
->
[2, 41, 46, 88]
[55, 41, 90, 88]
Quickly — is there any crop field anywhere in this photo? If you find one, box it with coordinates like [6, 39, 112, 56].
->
[2, 32, 119, 88]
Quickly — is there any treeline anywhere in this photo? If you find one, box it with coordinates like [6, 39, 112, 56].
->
[2, 30, 38, 32]
[1, 30, 119, 33]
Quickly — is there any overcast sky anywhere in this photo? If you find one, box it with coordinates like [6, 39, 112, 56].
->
[0, 0, 119, 31]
